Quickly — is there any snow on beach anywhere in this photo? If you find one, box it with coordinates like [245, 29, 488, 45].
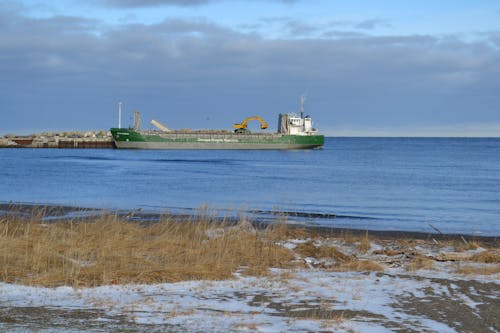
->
[0, 271, 463, 332]
[1, 237, 498, 332]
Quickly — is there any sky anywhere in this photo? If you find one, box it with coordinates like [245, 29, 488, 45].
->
[1, 0, 500, 136]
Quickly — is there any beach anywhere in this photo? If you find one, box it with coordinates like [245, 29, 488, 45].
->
[0, 204, 498, 332]
[3, 0, 500, 331]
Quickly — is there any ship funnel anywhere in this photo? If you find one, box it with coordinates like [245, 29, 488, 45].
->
[151, 119, 171, 132]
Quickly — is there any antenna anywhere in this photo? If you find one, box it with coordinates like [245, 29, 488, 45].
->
[300, 95, 306, 119]
[118, 101, 122, 129]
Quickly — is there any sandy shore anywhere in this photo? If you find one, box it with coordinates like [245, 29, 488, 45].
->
[1, 202, 498, 245]
[1, 270, 498, 332]
[1, 202, 499, 332]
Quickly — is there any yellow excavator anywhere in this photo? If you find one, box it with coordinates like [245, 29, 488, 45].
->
[233, 116, 268, 134]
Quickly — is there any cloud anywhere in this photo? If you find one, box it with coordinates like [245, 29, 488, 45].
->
[331, 123, 500, 137]
[485, 31, 500, 48]
[284, 20, 318, 36]
[1, 6, 499, 134]
[101, 0, 296, 8]
[260, 17, 391, 38]
[321, 30, 367, 39]
[354, 19, 390, 30]
[260, 17, 348, 38]
[103, 0, 212, 7]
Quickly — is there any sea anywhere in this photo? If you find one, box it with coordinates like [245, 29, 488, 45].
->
[1, 137, 499, 236]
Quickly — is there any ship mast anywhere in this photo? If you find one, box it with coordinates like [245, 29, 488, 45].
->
[300, 95, 305, 119]
[118, 101, 122, 129]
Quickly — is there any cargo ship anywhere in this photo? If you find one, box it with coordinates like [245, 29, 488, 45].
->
[110, 97, 324, 150]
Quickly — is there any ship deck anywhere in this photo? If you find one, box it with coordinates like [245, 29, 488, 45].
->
[139, 130, 284, 140]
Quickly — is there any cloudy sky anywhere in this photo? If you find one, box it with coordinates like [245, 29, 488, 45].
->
[1, 0, 499, 136]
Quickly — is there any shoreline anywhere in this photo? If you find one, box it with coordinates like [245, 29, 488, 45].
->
[300, 224, 500, 247]
[1, 201, 499, 332]
[1, 202, 498, 246]
[1, 202, 499, 332]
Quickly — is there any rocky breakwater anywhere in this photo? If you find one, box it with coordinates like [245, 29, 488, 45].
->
[0, 130, 114, 148]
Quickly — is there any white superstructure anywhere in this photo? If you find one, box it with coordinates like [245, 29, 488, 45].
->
[278, 96, 318, 136]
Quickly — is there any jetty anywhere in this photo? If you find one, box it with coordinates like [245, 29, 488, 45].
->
[0, 131, 114, 149]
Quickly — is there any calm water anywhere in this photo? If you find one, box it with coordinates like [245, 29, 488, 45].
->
[1, 137, 499, 235]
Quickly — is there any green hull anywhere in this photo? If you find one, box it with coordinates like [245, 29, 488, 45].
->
[110, 128, 324, 150]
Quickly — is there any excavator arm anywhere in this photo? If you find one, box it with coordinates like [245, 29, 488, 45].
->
[233, 116, 268, 130]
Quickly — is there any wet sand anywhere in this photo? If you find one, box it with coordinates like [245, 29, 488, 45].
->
[1, 202, 498, 246]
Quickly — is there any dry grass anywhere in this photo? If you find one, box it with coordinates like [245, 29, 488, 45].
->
[294, 240, 351, 262]
[470, 250, 500, 263]
[339, 230, 355, 244]
[452, 239, 483, 252]
[406, 256, 435, 271]
[0, 210, 390, 287]
[294, 240, 319, 258]
[0, 214, 295, 287]
[318, 245, 352, 262]
[292, 239, 382, 272]
[357, 232, 371, 253]
[3, 209, 495, 287]
[457, 265, 500, 276]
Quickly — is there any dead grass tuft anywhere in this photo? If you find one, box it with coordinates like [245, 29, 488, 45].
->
[339, 231, 355, 244]
[457, 265, 500, 275]
[286, 241, 383, 272]
[283, 227, 309, 239]
[293, 241, 352, 263]
[357, 232, 371, 253]
[294, 240, 319, 258]
[453, 239, 483, 252]
[318, 245, 351, 262]
[0, 214, 295, 287]
[470, 250, 500, 263]
[406, 256, 434, 271]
